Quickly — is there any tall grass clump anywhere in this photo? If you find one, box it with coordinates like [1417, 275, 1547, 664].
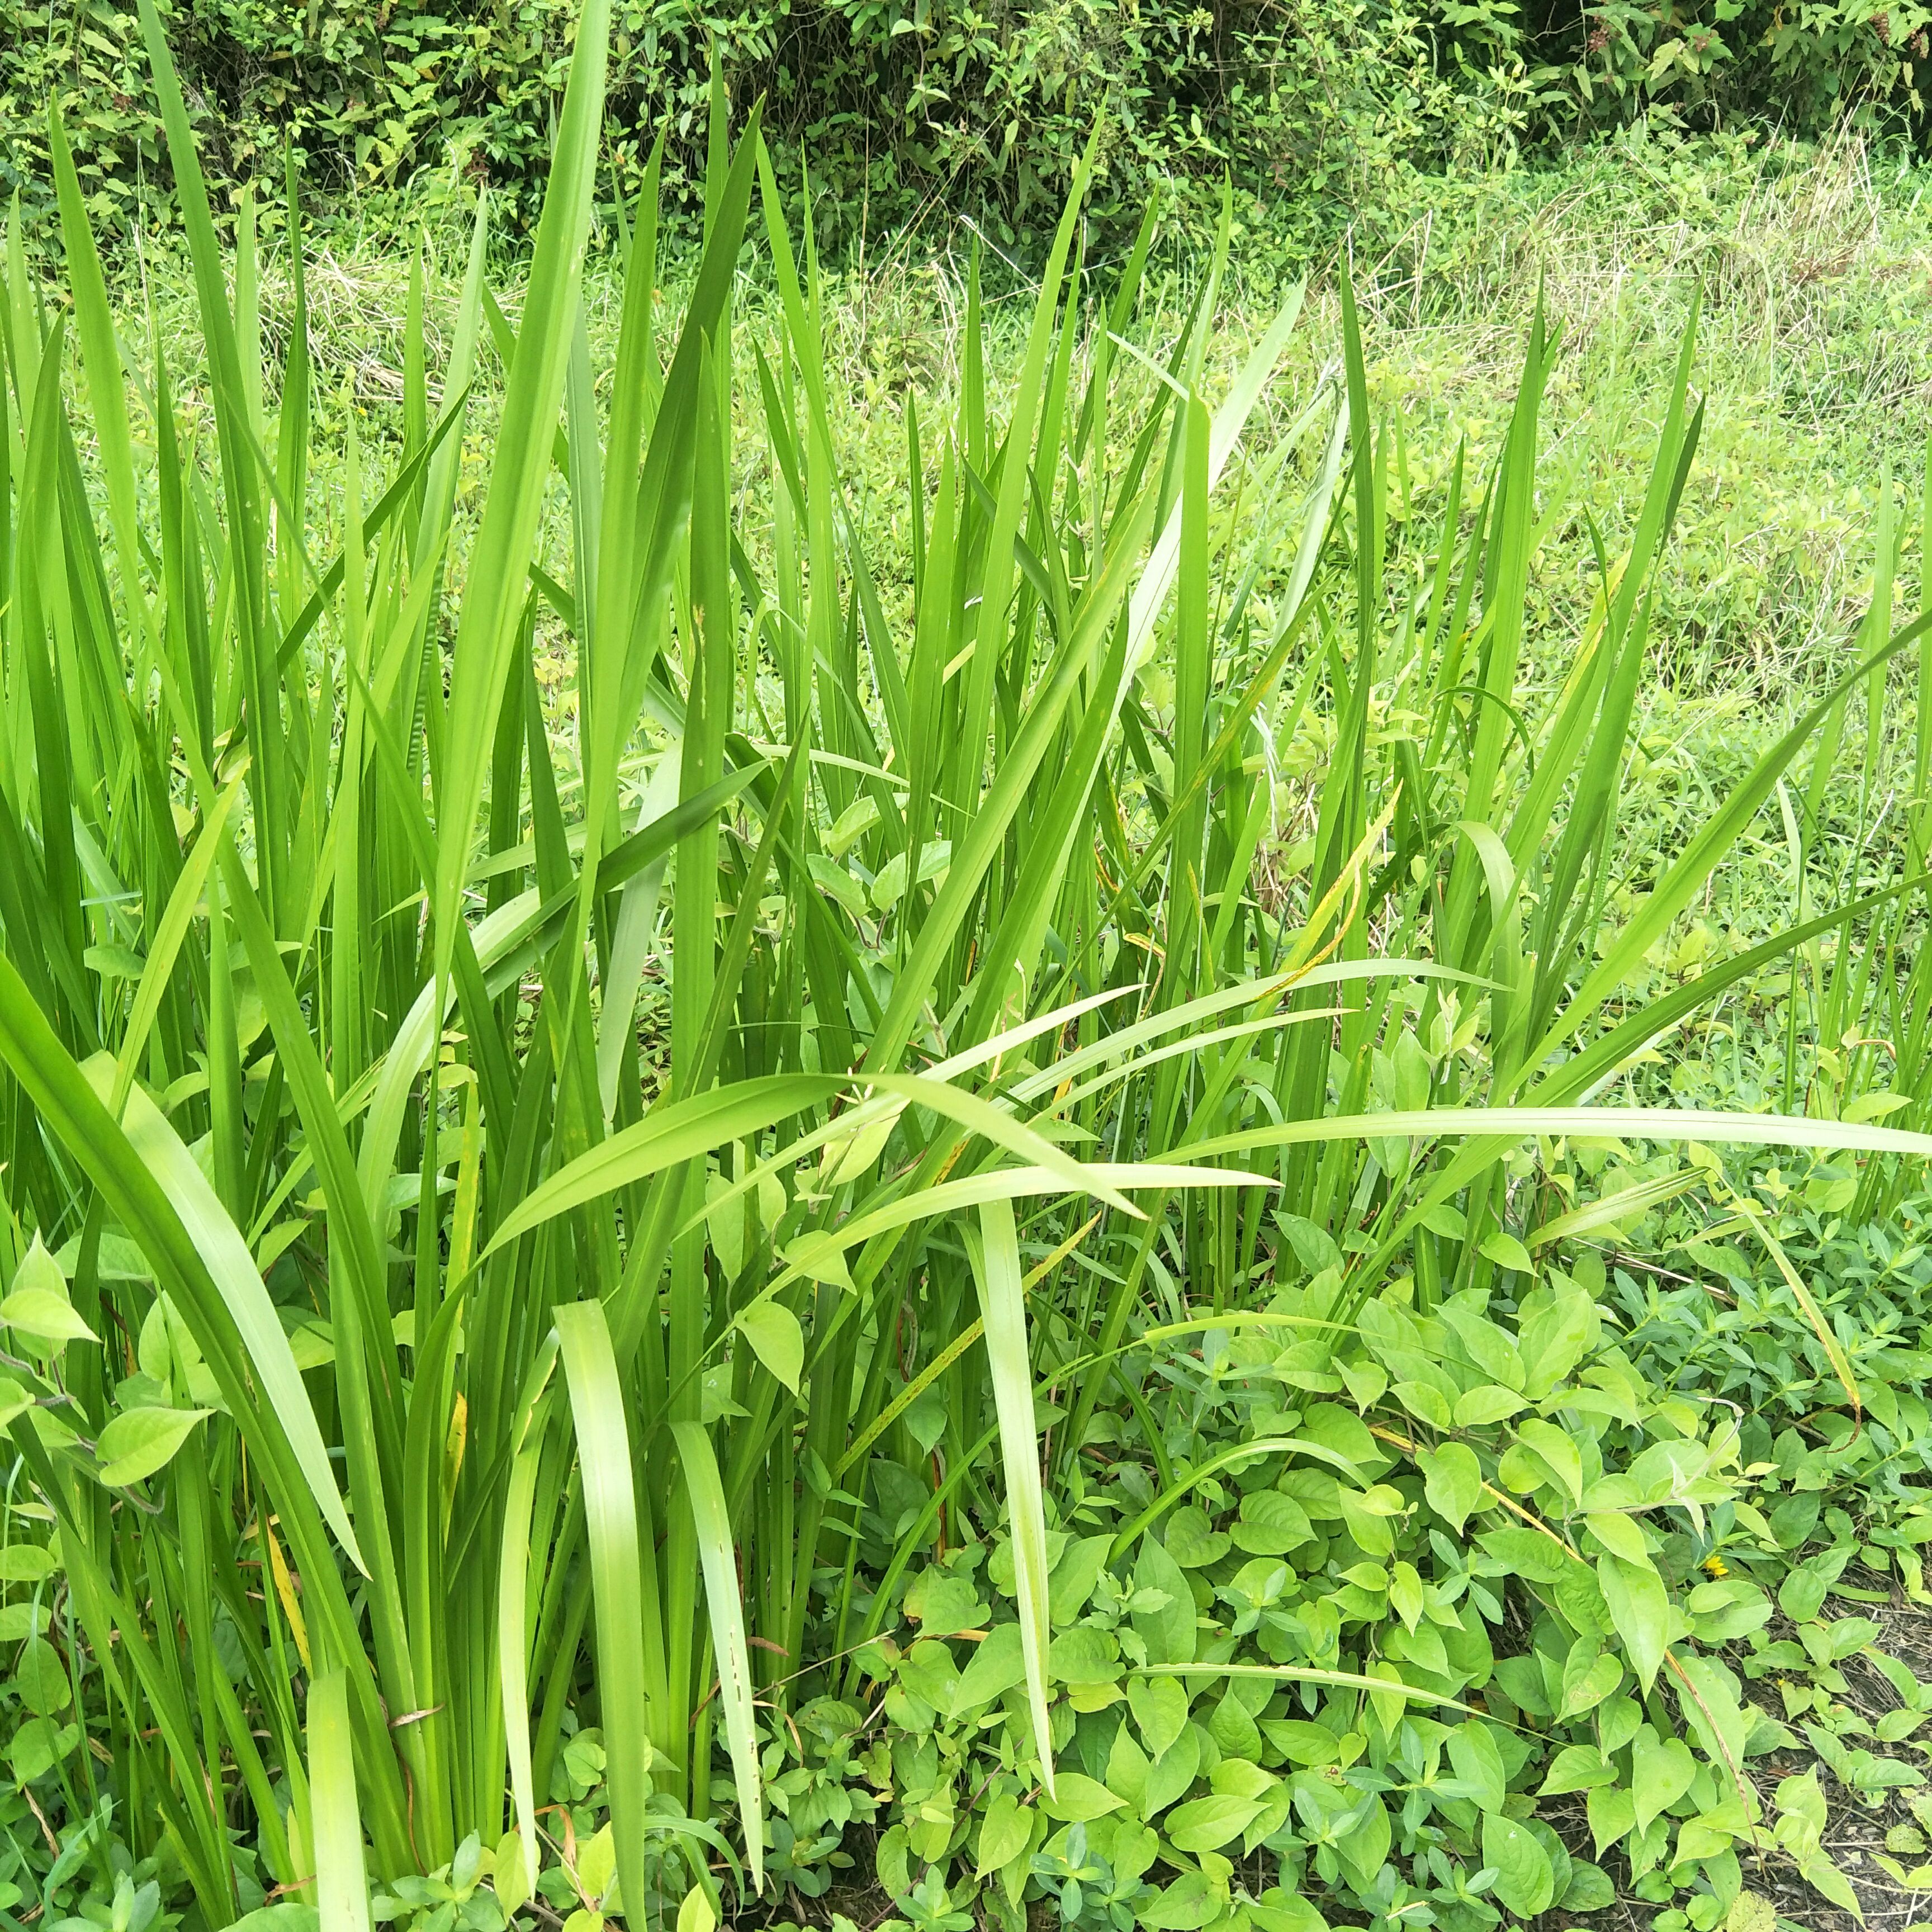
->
[6, 3, 1932, 1928]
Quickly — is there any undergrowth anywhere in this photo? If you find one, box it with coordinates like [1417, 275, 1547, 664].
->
[6, 14, 1932, 1932]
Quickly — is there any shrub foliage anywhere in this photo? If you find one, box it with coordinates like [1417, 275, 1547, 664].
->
[2, 0, 1924, 245]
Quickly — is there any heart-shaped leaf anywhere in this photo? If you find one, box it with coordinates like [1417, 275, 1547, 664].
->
[95, 1405, 211, 1486]
[735, 1299, 803, 1393]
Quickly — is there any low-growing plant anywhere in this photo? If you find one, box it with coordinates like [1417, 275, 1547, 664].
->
[4, 6, 1932, 1932]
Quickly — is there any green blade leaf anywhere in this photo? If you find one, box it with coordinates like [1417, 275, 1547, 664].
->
[483, 1076, 843, 1258]
[671, 1419, 765, 1893]
[556, 1300, 657, 1928]
[432, 0, 614, 979]
[309, 1670, 372, 1932]
[82, 1059, 367, 1574]
[963, 1199, 1055, 1794]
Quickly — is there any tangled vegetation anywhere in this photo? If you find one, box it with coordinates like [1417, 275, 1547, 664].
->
[4, 6, 1932, 1932]
[3, 0, 1930, 248]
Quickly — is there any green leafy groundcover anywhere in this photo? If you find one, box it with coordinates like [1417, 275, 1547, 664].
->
[736, 1215, 1932, 1932]
[13, 1195, 1932, 1932]
[317, 1190, 1932, 1932]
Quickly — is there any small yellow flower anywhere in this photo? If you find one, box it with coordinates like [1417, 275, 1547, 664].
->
[1701, 1554, 1729, 1579]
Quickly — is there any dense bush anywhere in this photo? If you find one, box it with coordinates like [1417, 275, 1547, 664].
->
[5, 0, 1920, 251]
[0, 0, 1502, 246]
